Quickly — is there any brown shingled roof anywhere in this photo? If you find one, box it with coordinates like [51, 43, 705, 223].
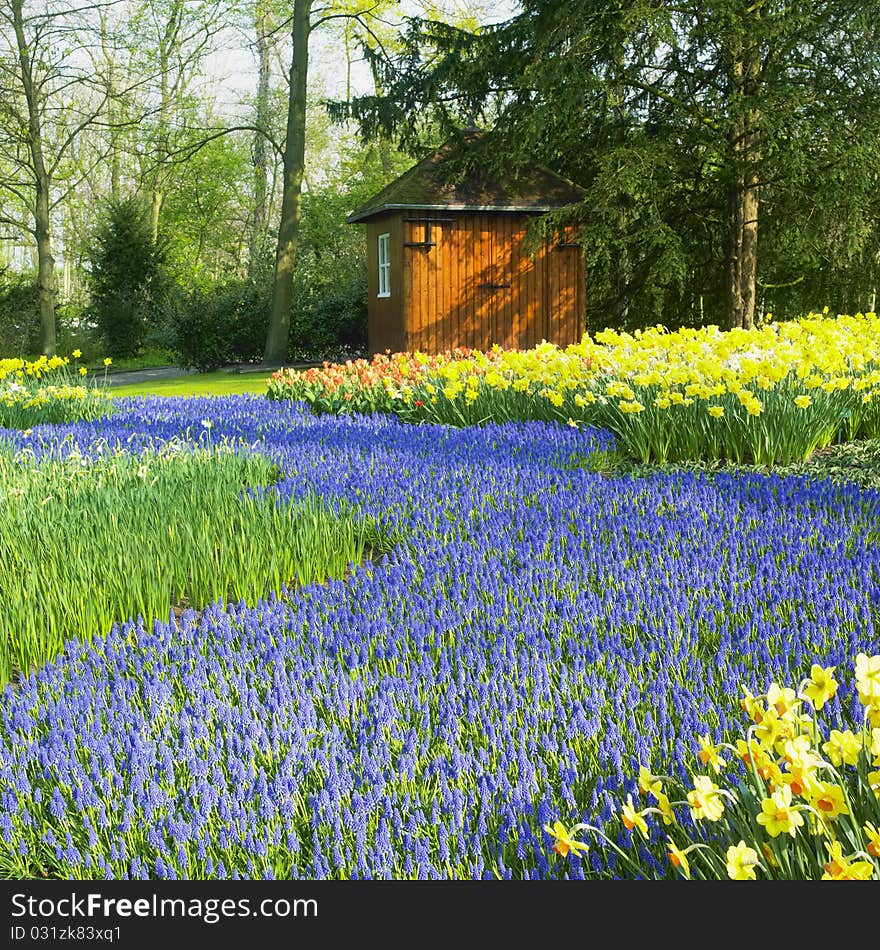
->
[346, 139, 585, 224]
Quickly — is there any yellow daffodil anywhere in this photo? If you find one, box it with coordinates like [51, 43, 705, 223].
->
[543, 820, 590, 858]
[726, 841, 760, 880]
[822, 729, 862, 768]
[810, 781, 849, 819]
[756, 785, 804, 837]
[696, 734, 727, 773]
[754, 707, 784, 750]
[822, 840, 875, 880]
[686, 775, 726, 822]
[856, 653, 880, 705]
[802, 664, 837, 710]
[736, 737, 771, 774]
[781, 764, 818, 800]
[103, 357, 112, 366]
[620, 794, 649, 839]
[71, 349, 81, 359]
[863, 821, 880, 858]
[794, 395, 812, 409]
[766, 683, 799, 719]
[654, 792, 676, 826]
[740, 687, 761, 722]
[666, 839, 691, 879]
[708, 405, 724, 418]
[637, 766, 663, 798]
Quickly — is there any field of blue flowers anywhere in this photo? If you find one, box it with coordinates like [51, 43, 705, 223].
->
[0, 394, 878, 879]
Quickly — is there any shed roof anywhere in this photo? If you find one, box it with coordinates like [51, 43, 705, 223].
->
[346, 139, 584, 224]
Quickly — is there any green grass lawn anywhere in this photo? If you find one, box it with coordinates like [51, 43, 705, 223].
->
[111, 371, 271, 398]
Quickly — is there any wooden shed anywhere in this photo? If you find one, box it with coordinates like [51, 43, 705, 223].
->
[346, 142, 586, 355]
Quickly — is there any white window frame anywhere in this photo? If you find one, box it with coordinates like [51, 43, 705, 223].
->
[377, 232, 391, 297]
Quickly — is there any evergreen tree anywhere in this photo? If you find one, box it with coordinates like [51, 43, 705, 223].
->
[87, 197, 168, 358]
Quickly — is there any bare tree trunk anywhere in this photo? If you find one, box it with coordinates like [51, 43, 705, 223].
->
[249, 0, 271, 279]
[35, 181, 56, 354]
[264, 0, 311, 365]
[12, 0, 56, 354]
[149, 188, 164, 245]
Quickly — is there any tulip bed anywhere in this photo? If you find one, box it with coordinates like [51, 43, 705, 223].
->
[0, 394, 878, 880]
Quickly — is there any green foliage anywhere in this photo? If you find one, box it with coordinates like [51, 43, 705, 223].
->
[0, 444, 389, 685]
[87, 197, 170, 359]
[0, 271, 40, 355]
[162, 280, 271, 372]
[618, 439, 880, 493]
[158, 131, 256, 287]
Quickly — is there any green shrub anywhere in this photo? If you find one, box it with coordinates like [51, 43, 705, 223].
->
[163, 280, 270, 371]
[164, 272, 366, 371]
[290, 270, 367, 361]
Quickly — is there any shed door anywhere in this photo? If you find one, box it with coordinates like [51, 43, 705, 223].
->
[475, 219, 517, 350]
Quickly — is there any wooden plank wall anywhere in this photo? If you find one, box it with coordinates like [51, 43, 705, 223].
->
[369, 212, 586, 355]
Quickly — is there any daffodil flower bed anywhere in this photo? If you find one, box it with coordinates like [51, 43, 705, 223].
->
[269, 311, 880, 466]
[0, 353, 113, 427]
[545, 655, 880, 879]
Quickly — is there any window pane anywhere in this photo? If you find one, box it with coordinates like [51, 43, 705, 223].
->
[378, 233, 391, 296]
